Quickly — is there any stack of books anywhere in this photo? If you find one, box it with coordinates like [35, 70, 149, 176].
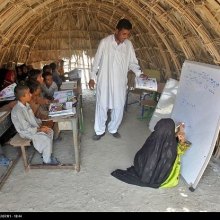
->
[48, 103, 76, 117]
[48, 90, 76, 117]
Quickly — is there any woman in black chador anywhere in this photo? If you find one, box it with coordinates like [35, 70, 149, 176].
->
[111, 118, 189, 188]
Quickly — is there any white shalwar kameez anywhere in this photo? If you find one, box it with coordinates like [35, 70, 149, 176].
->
[11, 101, 53, 163]
[90, 34, 142, 135]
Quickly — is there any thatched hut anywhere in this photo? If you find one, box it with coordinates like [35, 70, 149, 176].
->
[0, 0, 220, 77]
[0, 2, 220, 210]
[0, 0, 220, 157]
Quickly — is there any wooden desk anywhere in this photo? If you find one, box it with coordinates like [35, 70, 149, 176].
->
[49, 111, 80, 171]
[9, 105, 81, 172]
[50, 81, 82, 171]
[125, 82, 165, 111]
[30, 80, 83, 171]
[23, 82, 82, 171]
[28, 103, 81, 172]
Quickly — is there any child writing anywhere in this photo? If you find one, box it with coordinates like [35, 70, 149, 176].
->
[11, 83, 60, 165]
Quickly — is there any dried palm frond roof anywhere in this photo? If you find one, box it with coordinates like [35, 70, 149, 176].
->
[1, 0, 220, 78]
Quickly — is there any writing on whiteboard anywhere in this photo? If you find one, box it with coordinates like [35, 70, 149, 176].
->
[184, 67, 220, 95]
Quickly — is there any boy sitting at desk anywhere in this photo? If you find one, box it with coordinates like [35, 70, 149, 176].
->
[27, 80, 61, 140]
[11, 83, 60, 165]
[41, 71, 58, 100]
[27, 69, 52, 106]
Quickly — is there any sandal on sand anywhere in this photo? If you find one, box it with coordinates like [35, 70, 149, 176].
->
[0, 155, 11, 166]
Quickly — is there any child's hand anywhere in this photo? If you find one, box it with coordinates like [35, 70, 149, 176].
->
[39, 126, 51, 134]
[177, 131, 186, 144]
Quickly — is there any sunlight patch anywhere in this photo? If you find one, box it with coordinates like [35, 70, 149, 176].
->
[180, 193, 188, 197]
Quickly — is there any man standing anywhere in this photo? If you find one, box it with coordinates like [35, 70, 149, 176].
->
[89, 19, 145, 140]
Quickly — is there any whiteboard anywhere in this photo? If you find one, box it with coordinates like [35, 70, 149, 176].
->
[149, 78, 179, 131]
[171, 60, 220, 190]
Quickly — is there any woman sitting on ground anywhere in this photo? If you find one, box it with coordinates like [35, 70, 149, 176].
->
[111, 118, 191, 188]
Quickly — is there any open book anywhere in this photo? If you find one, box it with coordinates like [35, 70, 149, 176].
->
[49, 103, 76, 117]
[135, 77, 157, 91]
[53, 90, 75, 103]
[48, 103, 76, 117]
[0, 83, 16, 99]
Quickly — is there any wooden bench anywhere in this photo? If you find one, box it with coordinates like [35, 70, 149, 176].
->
[9, 133, 31, 171]
[9, 133, 77, 171]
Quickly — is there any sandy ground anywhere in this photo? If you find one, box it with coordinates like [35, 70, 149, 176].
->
[0, 89, 220, 212]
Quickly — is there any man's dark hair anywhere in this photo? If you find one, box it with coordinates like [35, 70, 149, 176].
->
[116, 19, 132, 30]
[14, 83, 29, 100]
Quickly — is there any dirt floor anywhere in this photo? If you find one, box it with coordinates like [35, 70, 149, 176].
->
[0, 89, 220, 212]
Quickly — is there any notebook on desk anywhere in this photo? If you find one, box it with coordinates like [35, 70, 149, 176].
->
[0, 83, 16, 98]
[53, 90, 75, 103]
[48, 103, 76, 117]
[135, 77, 158, 91]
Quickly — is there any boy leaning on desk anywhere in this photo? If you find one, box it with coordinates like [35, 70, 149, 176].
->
[11, 83, 61, 165]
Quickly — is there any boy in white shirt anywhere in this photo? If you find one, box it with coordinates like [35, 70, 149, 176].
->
[11, 83, 60, 165]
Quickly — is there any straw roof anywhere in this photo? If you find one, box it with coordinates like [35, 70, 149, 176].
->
[1, 0, 220, 78]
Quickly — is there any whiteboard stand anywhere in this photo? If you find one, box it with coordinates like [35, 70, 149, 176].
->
[187, 116, 220, 191]
[171, 60, 220, 190]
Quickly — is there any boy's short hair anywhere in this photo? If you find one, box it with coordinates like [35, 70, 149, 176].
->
[14, 83, 29, 100]
[26, 80, 41, 94]
[42, 71, 53, 79]
[116, 19, 132, 30]
[49, 62, 56, 70]
[28, 69, 42, 81]
[42, 65, 51, 74]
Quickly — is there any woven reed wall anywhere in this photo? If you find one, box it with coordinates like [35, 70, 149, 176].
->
[1, 0, 220, 78]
